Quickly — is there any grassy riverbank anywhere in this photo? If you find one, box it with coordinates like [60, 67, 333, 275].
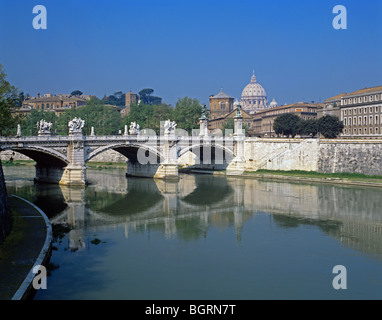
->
[1, 160, 35, 166]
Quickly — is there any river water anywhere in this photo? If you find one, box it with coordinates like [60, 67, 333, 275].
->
[3, 166, 382, 300]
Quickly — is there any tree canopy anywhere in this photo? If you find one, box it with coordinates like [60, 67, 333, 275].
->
[70, 90, 83, 96]
[57, 97, 122, 135]
[124, 96, 203, 134]
[22, 109, 58, 136]
[273, 113, 301, 137]
[18, 97, 123, 136]
[0, 64, 21, 136]
[138, 88, 162, 105]
[297, 118, 319, 137]
[173, 97, 203, 133]
[317, 115, 344, 138]
[102, 91, 125, 107]
[273, 113, 344, 138]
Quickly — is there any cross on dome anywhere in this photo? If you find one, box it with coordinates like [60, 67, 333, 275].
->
[251, 70, 257, 83]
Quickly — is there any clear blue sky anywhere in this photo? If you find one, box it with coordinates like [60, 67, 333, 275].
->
[0, 0, 381, 106]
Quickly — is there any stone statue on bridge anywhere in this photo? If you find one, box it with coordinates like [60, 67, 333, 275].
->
[68, 117, 85, 134]
[164, 120, 177, 135]
[129, 121, 140, 135]
[234, 100, 242, 118]
[37, 119, 53, 136]
[200, 104, 209, 120]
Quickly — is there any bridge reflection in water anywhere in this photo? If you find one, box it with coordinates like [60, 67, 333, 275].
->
[4, 166, 382, 260]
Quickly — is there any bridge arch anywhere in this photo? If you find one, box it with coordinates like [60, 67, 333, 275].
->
[1, 145, 69, 167]
[86, 143, 165, 164]
[178, 142, 235, 164]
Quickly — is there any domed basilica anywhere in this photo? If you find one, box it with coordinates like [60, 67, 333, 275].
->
[240, 71, 277, 114]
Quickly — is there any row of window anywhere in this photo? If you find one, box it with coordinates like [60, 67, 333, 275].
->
[243, 99, 267, 105]
[37, 103, 73, 109]
[212, 103, 233, 110]
[344, 115, 381, 126]
[343, 105, 381, 116]
[343, 94, 382, 105]
[265, 108, 313, 117]
[344, 127, 380, 135]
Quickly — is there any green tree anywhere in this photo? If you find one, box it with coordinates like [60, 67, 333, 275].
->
[70, 90, 83, 96]
[138, 88, 162, 105]
[124, 103, 154, 130]
[102, 91, 126, 107]
[57, 97, 122, 135]
[22, 109, 58, 136]
[0, 101, 16, 136]
[124, 103, 174, 134]
[297, 119, 319, 137]
[0, 64, 20, 136]
[151, 103, 174, 133]
[317, 115, 344, 138]
[273, 113, 301, 137]
[173, 97, 203, 133]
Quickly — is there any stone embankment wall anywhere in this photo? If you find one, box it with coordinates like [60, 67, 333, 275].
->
[2, 138, 382, 176]
[244, 138, 382, 176]
[244, 138, 319, 172]
[0, 162, 10, 243]
[317, 140, 382, 175]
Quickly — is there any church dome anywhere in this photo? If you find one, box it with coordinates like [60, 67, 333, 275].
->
[240, 71, 268, 113]
[241, 72, 267, 98]
[269, 98, 277, 108]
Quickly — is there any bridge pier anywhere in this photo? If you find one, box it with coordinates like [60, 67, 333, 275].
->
[126, 162, 178, 180]
[60, 124, 87, 186]
[34, 164, 87, 186]
[59, 165, 87, 186]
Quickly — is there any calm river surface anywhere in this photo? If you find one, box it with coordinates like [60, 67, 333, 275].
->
[3, 166, 382, 300]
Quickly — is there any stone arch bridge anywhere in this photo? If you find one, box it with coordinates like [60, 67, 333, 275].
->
[0, 116, 246, 185]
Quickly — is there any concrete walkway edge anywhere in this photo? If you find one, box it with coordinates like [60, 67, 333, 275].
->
[10, 195, 53, 300]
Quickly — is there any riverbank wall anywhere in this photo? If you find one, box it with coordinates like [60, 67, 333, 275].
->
[2, 138, 382, 176]
[243, 138, 382, 176]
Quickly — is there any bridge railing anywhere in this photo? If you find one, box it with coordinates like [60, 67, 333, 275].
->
[0, 136, 72, 143]
[0, 134, 238, 146]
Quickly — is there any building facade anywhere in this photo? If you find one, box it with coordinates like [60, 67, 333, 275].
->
[251, 102, 319, 137]
[209, 89, 234, 120]
[19, 93, 88, 117]
[317, 93, 344, 119]
[208, 102, 319, 137]
[123, 91, 139, 117]
[338, 85, 382, 138]
[208, 108, 254, 133]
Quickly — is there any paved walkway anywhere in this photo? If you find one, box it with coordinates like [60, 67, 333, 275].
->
[0, 196, 51, 300]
